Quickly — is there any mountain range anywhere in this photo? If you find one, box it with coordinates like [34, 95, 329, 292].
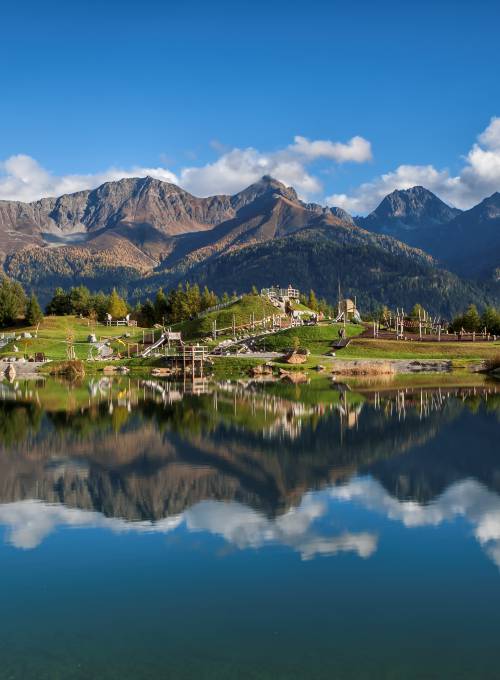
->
[0, 175, 498, 314]
[357, 185, 500, 283]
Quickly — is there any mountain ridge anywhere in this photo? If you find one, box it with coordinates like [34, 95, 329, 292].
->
[0, 176, 498, 313]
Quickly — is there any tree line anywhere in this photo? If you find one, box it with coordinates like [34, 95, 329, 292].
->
[299, 290, 335, 317]
[1, 275, 338, 329]
[44, 282, 224, 326]
[0, 276, 43, 328]
[449, 304, 500, 334]
[6, 273, 496, 334]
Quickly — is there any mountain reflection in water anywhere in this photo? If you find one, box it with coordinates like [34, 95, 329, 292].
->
[0, 377, 499, 564]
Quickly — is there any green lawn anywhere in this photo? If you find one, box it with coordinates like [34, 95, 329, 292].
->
[288, 300, 315, 314]
[254, 322, 363, 354]
[0, 315, 152, 361]
[342, 337, 500, 362]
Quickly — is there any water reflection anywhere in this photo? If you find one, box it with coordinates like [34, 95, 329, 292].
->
[0, 376, 499, 565]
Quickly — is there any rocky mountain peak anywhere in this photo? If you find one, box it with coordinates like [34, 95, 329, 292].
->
[477, 191, 500, 219]
[231, 176, 299, 211]
[355, 186, 464, 255]
[371, 186, 461, 226]
[329, 206, 355, 225]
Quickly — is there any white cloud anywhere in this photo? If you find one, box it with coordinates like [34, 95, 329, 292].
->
[179, 147, 322, 197]
[0, 155, 179, 203]
[332, 476, 500, 569]
[179, 135, 371, 198]
[478, 117, 500, 150]
[289, 135, 372, 163]
[0, 493, 377, 561]
[326, 116, 500, 213]
[6, 118, 500, 212]
[186, 496, 377, 560]
[0, 133, 372, 203]
[0, 499, 184, 550]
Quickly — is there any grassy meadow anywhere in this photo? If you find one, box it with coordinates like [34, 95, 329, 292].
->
[0, 315, 150, 361]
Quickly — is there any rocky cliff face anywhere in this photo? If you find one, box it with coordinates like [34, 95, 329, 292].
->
[0, 176, 235, 242]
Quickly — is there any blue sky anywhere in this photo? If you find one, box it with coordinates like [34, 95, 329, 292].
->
[1, 0, 500, 212]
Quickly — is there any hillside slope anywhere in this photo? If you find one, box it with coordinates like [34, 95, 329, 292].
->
[146, 226, 489, 316]
[433, 192, 500, 282]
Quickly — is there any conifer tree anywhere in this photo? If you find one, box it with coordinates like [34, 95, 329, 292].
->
[107, 289, 128, 319]
[46, 287, 71, 315]
[140, 299, 156, 327]
[201, 286, 218, 311]
[26, 293, 43, 326]
[480, 306, 500, 334]
[0, 276, 27, 327]
[462, 304, 481, 332]
[154, 288, 169, 324]
[308, 289, 318, 311]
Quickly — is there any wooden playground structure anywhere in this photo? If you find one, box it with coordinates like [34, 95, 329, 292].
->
[370, 307, 498, 343]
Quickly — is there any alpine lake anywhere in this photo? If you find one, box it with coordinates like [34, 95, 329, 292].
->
[0, 371, 499, 679]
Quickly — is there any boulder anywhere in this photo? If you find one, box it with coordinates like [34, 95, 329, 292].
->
[284, 351, 307, 365]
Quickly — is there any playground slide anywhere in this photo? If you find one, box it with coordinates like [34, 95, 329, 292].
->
[141, 333, 167, 357]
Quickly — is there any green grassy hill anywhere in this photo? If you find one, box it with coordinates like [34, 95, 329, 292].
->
[163, 227, 496, 316]
[174, 294, 280, 340]
[254, 322, 363, 354]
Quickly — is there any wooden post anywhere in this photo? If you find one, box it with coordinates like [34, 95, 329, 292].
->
[232, 314, 236, 340]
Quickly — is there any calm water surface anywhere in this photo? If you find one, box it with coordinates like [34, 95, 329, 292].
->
[0, 376, 499, 679]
